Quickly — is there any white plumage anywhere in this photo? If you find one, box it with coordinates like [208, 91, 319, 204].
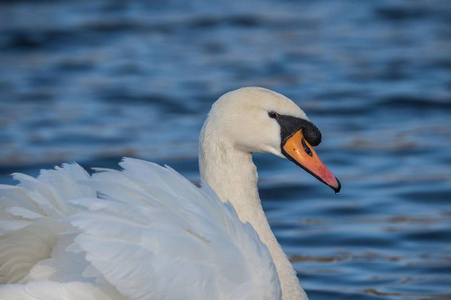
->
[0, 159, 280, 299]
[0, 87, 340, 300]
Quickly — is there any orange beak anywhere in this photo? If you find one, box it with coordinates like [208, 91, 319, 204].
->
[282, 130, 341, 193]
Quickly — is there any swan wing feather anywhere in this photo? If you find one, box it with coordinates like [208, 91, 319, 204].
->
[0, 281, 122, 300]
[69, 158, 282, 300]
[0, 158, 281, 299]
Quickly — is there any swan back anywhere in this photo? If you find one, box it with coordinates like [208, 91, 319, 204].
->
[0, 159, 282, 300]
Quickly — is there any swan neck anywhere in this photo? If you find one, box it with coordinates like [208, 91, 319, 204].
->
[200, 141, 260, 223]
[199, 128, 306, 300]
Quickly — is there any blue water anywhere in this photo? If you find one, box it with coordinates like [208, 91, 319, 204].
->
[1, 0, 450, 299]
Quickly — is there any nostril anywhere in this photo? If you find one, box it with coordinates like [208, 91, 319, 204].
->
[301, 139, 313, 156]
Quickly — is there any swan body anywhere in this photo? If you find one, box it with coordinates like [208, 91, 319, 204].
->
[0, 87, 339, 300]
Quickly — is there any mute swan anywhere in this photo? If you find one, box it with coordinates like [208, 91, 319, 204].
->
[0, 87, 339, 300]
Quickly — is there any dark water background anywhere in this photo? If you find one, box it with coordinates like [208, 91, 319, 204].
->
[1, 0, 450, 299]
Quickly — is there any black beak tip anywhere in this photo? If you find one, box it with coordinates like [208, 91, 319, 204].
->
[332, 178, 341, 195]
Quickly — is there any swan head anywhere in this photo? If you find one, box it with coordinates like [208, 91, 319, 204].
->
[202, 87, 340, 193]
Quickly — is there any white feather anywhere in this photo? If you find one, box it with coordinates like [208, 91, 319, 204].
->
[0, 87, 316, 300]
[0, 281, 122, 300]
[0, 159, 281, 299]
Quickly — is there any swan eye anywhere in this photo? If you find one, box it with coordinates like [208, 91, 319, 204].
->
[268, 111, 279, 119]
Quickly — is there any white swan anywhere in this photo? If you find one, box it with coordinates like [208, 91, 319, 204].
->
[0, 87, 340, 300]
